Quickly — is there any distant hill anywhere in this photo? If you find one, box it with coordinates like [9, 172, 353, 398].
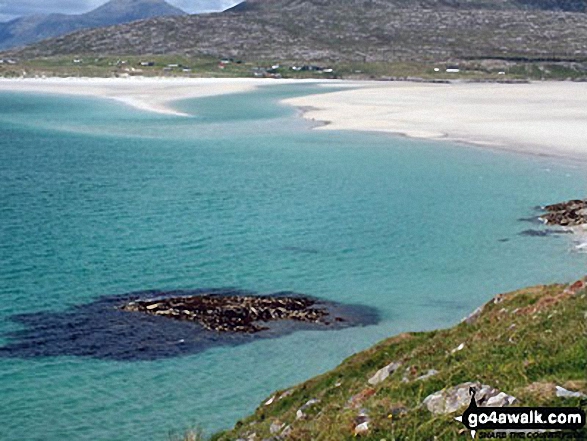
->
[228, 0, 586, 11]
[3, 0, 587, 64]
[0, 0, 186, 50]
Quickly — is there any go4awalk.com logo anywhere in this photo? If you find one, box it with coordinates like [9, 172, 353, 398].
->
[455, 387, 586, 439]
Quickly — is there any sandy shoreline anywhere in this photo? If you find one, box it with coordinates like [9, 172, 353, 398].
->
[284, 81, 587, 161]
[1, 77, 586, 160]
[0, 77, 308, 116]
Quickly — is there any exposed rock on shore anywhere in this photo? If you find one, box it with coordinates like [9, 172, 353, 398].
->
[539, 199, 587, 227]
[121, 294, 340, 333]
[423, 382, 517, 414]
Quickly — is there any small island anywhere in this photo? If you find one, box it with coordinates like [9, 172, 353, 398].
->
[120, 293, 341, 333]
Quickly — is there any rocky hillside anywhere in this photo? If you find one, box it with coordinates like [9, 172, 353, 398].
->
[211, 279, 587, 440]
[229, 0, 587, 11]
[2, 0, 587, 63]
[0, 0, 186, 50]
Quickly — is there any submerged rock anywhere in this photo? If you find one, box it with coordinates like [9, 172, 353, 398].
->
[519, 229, 573, 237]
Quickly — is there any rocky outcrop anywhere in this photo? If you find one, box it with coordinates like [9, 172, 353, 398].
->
[423, 382, 517, 414]
[462, 305, 484, 324]
[367, 361, 402, 385]
[540, 199, 587, 227]
[347, 388, 376, 408]
[415, 369, 439, 381]
[563, 277, 586, 295]
[353, 410, 370, 436]
[295, 399, 320, 420]
[121, 294, 338, 333]
[556, 386, 587, 398]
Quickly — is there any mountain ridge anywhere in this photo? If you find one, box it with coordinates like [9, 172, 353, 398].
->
[227, 0, 586, 11]
[5, 0, 587, 66]
[0, 0, 186, 50]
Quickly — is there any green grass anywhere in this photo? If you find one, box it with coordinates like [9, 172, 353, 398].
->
[210, 282, 586, 440]
[2, 55, 587, 81]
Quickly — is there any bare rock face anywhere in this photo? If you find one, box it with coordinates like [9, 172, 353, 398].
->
[563, 277, 587, 295]
[540, 199, 587, 227]
[462, 305, 484, 325]
[423, 382, 517, 414]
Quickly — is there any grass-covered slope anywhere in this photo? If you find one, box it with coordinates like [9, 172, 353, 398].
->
[213, 280, 586, 440]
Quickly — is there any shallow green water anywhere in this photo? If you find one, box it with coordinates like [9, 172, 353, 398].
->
[0, 84, 585, 440]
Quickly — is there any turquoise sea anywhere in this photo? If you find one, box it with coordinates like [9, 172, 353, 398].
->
[0, 84, 585, 440]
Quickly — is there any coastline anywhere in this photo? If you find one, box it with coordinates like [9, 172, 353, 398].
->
[0, 77, 326, 117]
[283, 80, 587, 162]
[1, 76, 587, 439]
[215, 279, 587, 440]
[1, 77, 587, 161]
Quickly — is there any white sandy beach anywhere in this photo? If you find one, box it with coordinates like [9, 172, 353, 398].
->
[0, 77, 287, 116]
[284, 81, 587, 160]
[1, 77, 586, 160]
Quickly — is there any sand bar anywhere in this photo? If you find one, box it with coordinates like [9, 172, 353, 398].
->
[0, 77, 309, 116]
[0, 77, 586, 160]
[284, 81, 587, 161]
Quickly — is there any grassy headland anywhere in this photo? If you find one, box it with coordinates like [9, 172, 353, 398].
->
[210, 280, 586, 440]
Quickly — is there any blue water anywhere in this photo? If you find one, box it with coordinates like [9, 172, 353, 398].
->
[0, 84, 585, 441]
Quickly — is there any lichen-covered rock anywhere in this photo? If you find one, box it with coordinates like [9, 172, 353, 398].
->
[423, 382, 517, 414]
[280, 425, 292, 437]
[462, 305, 484, 324]
[269, 421, 284, 434]
[296, 398, 320, 419]
[415, 369, 439, 381]
[367, 361, 401, 385]
[347, 388, 376, 408]
[353, 421, 369, 436]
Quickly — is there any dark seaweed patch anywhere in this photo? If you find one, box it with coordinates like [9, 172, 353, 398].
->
[0, 288, 378, 361]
